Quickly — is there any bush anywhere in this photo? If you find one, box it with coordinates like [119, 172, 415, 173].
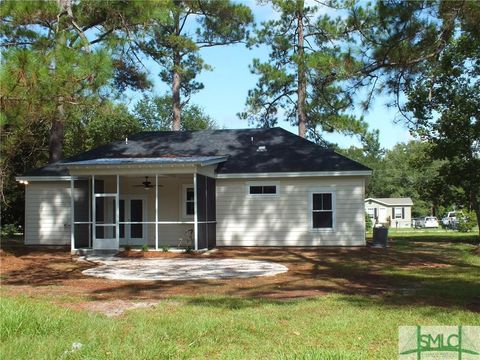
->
[1, 224, 19, 237]
[365, 213, 373, 231]
[124, 245, 132, 252]
[141, 244, 149, 252]
[456, 211, 478, 232]
[161, 245, 169, 253]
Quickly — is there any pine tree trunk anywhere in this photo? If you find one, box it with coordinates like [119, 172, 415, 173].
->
[172, 7, 181, 131]
[49, 100, 65, 163]
[172, 54, 181, 131]
[473, 196, 480, 241]
[49, 4, 67, 164]
[296, 1, 306, 138]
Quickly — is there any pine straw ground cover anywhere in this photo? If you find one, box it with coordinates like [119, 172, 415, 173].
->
[0, 235, 479, 359]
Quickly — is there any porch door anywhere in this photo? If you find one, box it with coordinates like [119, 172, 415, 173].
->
[115, 196, 146, 245]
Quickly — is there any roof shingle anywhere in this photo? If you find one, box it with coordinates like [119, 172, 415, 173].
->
[23, 127, 370, 176]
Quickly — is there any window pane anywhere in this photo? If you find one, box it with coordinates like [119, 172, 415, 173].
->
[395, 207, 402, 218]
[263, 186, 276, 194]
[249, 186, 263, 194]
[186, 202, 195, 215]
[186, 188, 194, 201]
[322, 193, 332, 210]
[313, 212, 333, 228]
[312, 194, 322, 210]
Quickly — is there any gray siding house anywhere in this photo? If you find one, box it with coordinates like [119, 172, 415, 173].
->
[364, 197, 413, 228]
[17, 128, 372, 251]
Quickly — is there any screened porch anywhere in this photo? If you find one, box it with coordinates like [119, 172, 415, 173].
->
[69, 173, 216, 252]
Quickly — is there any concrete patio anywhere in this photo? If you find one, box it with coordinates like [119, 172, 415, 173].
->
[81, 257, 289, 281]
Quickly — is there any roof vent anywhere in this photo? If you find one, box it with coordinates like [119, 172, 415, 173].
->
[257, 145, 267, 152]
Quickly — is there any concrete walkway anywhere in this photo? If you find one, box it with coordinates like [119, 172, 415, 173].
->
[82, 257, 288, 281]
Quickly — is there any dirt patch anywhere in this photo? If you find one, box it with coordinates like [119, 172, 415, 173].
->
[68, 299, 160, 317]
[1, 243, 478, 311]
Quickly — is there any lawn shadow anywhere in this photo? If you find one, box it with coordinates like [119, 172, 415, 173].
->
[1, 237, 479, 312]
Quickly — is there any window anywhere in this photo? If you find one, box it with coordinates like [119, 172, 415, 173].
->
[367, 208, 375, 219]
[246, 182, 279, 196]
[182, 185, 195, 217]
[311, 192, 334, 229]
[394, 207, 403, 219]
[249, 185, 277, 195]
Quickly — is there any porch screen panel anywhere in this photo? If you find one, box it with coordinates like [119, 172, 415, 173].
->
[196, 174, 216, 250]
[206, 176, 216, 249]
[73, 179, 90, 248]
[196, 174, 208, 249]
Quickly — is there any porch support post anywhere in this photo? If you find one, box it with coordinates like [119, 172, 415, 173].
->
[155, 174, 159, 250]
[193, 172, 198, 251]
[92, 175, 96, 248]
[116, 175, 119, 248]
[70, 177, 75, 252]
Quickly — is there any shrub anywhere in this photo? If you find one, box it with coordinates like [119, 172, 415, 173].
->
[124, 245, 132, 252]
[456, 211, 478, 232]
[161, 245, 169, 253]
[1, 223, 19, 237]
[184, 245, 193, 254]
[365, 213, 373, 231]
[141, 244, 149, 252]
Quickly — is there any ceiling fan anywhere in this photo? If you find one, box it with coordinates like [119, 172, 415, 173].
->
[133, 176, 162, 190]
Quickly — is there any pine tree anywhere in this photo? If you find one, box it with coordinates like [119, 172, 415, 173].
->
[240, 0, 368, 143]
[137, 0, 253, 131]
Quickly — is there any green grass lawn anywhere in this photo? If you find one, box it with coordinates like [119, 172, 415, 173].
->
[1, 236, 479, 359]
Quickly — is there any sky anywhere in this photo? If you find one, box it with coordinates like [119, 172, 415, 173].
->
[126, 1, 412, 150]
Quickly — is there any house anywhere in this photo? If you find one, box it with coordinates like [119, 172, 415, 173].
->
[16, 127, 372, 252]
[364, 197, 413, 228]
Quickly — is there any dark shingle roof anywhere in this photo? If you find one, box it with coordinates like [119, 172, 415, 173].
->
[23, 127, 370, 176]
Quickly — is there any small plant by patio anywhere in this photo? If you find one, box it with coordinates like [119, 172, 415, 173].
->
[184, 245, 193, 254]
[124, 245, 132, 252]
[161, 245, 169, 253]
[141, 244, 149, 252]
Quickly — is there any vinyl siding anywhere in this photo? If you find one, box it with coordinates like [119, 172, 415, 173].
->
[216, 177, 366, 246]
[25, 182, 71, 245]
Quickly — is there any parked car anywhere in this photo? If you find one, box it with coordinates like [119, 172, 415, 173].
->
[423, 216, 439, 228]
[441, 211, 463, 229]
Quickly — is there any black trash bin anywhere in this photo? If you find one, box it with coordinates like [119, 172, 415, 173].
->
[372, 226, 388, 247]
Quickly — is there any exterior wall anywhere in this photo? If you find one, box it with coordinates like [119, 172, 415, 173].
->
[216, 177, 366, 246]
[25, 182, 71, 245]
[364, 201, 412, 228]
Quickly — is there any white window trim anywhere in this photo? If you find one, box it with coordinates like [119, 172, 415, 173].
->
[308, 187, 336, 232]
[180, 184, 195, 220]
[245, 181, 280, 197]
